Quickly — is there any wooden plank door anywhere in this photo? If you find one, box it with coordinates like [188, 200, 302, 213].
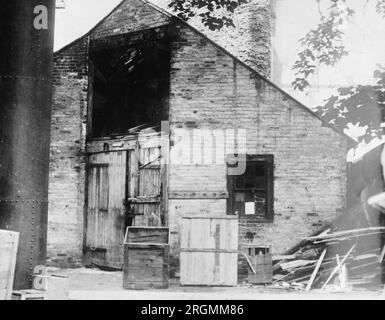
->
[85, 151, 126, 269]
[127, 143, 165, 227]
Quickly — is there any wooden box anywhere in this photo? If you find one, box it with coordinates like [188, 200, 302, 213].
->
[180, 215, 238, 286]
[0, 230, 19, 300]
[12, 290, 47, 300]
[245, 245, 273, 284]
[33, 272, 70, 300]
[123, 227, 169, 289]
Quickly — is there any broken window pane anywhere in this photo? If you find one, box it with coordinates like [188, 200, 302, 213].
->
[228, 155, 274, 221]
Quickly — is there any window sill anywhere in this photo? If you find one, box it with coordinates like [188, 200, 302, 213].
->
[238, 217, 274, 224]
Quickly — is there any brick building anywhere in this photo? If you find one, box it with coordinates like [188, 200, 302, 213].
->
[48, 0, 353, 272]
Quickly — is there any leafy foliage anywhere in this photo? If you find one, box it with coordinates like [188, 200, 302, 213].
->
[316, 67, 385, 143]
[168, 0, 249, 30]
[292, 0, 354, 91]
[290, 0, 385, 140]
[376, 0, 385, 17]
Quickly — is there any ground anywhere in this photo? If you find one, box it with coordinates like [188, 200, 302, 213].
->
[47, 267, 385, 300]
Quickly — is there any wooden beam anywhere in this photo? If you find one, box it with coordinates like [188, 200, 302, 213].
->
[379, 244, 385, 263]
[321, 244, 356, 290]
[306, 249, 327, 292]
[242, 253, 256, 275]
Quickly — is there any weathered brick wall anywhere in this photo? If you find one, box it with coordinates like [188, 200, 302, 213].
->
[48, 38, 89, 267]
[91, 0, 171, 40]
[168, 24, 348, 266]
[152, 0, 273, 77]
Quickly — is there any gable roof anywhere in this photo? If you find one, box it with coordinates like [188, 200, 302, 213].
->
[54, 0, 355, 145]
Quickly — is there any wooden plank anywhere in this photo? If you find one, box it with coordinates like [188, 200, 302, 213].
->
[125, 243, 169, 249]
[160, 132, 169, 226]
[321, 244, 356, 290]
[306, 249, 327, 291]
[126, 198, 161, 204]
[306, 227, 385, 241]
[12, 290, 47, 300]
[125, 227, 169, 244]
[182, 215, 239, 220]
[132, 143, 140, 199]
[280, 260, 317, 271]
[242, 253, 256, 274]
[86, 134, 161, 154]
[379, 244, 385, 263]
[181, 249, 238, 253]
[0, 231, 19, 300]
[368, 192, 385, 211]
[170, 191, 229, 199]
[272, 255, 297, 261]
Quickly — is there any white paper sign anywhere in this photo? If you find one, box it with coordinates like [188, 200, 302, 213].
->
[245, 202, 255, 215]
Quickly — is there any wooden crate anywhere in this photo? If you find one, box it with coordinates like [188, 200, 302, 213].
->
[12, 290, 47, 300]
[33, 271, 70, 300]
[180, 215, 238, 286]
[0, 230, 19, 300]
[123, 227, 169, 289]
[245, 245, 273, 284]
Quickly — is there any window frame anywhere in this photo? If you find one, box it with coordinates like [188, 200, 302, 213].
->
[227, 154, 274, 222]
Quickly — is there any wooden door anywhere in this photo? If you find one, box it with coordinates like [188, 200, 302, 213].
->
[85, 151, 126, 269]
[127, 142, 165, 227]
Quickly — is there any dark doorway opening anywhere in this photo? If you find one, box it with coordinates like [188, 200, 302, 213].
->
[89, 40, 170, 138]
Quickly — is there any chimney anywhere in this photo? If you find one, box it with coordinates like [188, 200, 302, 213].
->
[152, 0, 275, 78]
[196, 0, 274, 78]
[232, 0, 273, 78]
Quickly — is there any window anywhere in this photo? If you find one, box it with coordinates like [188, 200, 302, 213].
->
[227, 155, 274, 221]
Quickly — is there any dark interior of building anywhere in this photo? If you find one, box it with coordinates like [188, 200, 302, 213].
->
[90, 40, 171, 138]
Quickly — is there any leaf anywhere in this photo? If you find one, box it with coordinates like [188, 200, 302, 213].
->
[316, 70, 385, 143]
[168, 0, 249, 31]
[291, 1, 353, 91]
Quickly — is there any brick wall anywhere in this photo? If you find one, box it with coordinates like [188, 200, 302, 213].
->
[152, 0, 273, 77]
[48, 38, 89, 267]
[91, 0, 171, 40]
[168, 24, 348, 269]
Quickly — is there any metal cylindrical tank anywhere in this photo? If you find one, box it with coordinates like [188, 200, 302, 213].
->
[0, 0, 55, 289]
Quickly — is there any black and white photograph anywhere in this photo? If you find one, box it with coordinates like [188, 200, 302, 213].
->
[1, 0, 385, 308]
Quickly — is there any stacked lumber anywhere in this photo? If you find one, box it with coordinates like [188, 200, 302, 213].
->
[271, 227, 385, 291]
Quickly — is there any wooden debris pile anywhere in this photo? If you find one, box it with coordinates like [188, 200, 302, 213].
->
[271, 227, 385, 291]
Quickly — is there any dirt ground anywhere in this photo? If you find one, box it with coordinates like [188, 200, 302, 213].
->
[47, 267, 385, 300]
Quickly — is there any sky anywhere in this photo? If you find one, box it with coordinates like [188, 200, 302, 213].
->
[54, 0, 385, 159]
[54, 0, 122, 51]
